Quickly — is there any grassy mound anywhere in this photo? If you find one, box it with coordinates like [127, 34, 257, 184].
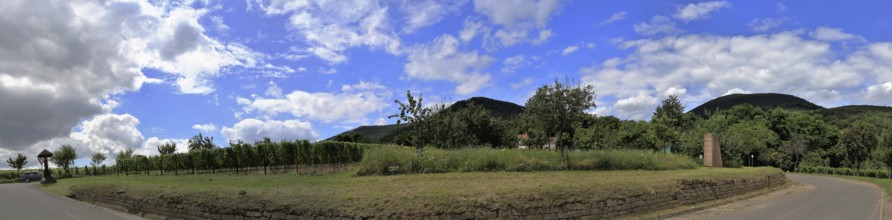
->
[357, 147, 698, 176]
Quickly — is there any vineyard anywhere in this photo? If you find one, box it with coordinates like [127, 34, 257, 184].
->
[1, 141, 384, 182]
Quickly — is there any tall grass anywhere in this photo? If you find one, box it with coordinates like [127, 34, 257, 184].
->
[357, 147, 698, 176]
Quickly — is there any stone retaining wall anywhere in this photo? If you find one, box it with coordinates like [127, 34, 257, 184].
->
[69, 173, 787, 219]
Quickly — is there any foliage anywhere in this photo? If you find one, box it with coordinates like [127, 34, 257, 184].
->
[51, 144, 77, 177]
[524, 79, 596, 167]
[357, 147, 697, 176]
[689, 93, 823, 117]
[6, 153, 27, 175]
[389, 90, 435, 154]
[840, 122, 880, 170]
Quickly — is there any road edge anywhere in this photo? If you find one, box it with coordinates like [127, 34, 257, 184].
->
[638, 178, 793, 219]
[33, 183, 146, 220]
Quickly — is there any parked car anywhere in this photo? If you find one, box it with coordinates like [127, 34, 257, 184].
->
[20, 172, 42, 183]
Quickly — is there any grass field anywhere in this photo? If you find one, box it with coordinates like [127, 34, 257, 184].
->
[42, 167, 780, 217]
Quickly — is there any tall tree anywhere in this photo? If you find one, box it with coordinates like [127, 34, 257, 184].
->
[6, 153, 27, 175]
[840, 122, 879, 170]
[880, 133, 892, 178]
[90, 153, 106, 176]
[525, 79, 596, 167]
[651, 95, 686, 151]
[116, 148, 134, 175]
[157, 142, 177, 176]
[51, 144, 77, 177]
[389, 90, 435, 156]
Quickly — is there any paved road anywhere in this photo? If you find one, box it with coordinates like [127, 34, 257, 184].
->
[0, 182, 139, 219]
[716, 174, 884, 220]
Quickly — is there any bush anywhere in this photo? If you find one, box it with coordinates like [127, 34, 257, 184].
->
[357, 148, 699, 176]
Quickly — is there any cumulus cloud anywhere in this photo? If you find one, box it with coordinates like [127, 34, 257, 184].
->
[673, 1, 730, 22]
[237, 81, 392, 124]
[0, 0, 267, 151]
[614, 92, 659, 120]
[191, 123, 217, 133]
[723, 88, 753, 96]
[582, 30, 892, 120]
[405, 34, 494, 94]
[810, 27, 864, 42]
[221, 119, 319, 143]
[865, 82, 892, 104]
[473, 0, 561, 48]
[255, 0, 402, 64]
[599, 11, 626, 25]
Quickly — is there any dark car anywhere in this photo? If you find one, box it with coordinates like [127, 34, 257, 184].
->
[20, 172, 42, 183]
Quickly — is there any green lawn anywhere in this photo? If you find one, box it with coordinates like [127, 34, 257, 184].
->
[42, 167, 781, 217]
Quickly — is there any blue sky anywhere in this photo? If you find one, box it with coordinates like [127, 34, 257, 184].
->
[2, 0, 892, 166]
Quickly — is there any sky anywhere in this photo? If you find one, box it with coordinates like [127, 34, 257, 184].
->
[2, 0, 892, 167]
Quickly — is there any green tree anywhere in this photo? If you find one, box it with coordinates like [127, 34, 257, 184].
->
[840, 122, 879, 170]
[115, 148, 134, 175]
[651, 95, 686, 151]
[51, 144, 77, 177]
[90, 153, 106, 176]
[784, 133, 808, 172]
[6, 153, 27, 175]
[157, 142, 177, 175]
[389, 90, 435, 156]
[188, 133, 215, 152]
[879, 133, 892, 178]
[524, 79, 596, 167]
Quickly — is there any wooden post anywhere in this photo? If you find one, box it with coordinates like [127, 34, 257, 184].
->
[704, 133, 723, 167]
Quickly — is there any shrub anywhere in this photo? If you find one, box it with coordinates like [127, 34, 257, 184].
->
[357, 148, 699, 176]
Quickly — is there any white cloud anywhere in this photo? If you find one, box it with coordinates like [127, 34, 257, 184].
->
[664, 86, 688, 97]
[18, 113, 150, 164]
[256, 0, 402, 64]
[221, 119, 319, 143]
[237, 81, 392, 123]
[511, 78, 535, 89]
[142, 137, 190, 155]
[634, 16, 682, 36]
[501, 55, 527, 73]
[561, 45, 579, 56]
[748, 17, 786, 32]
[810, 27, 863, 42]
[375, 118, 388, 125]
[265, 81, 283, 97]
[582, 30, 892, 120]
[723, 88, 752, 96]
[460, 19, 488, 42]
[865, 82, 892, 104]
[405, 34, 494, 94]
[191, 123, 217, 133]
[398, 0, 465, 34]
[614, 92, 659, 120]
[473, 0, 561, 48]
[599, 11, 626, 25]
[673, 1, 730, 22]
[472, 0, 559, 27]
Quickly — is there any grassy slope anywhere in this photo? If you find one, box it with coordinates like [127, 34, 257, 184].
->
[43, 167, 780, 217]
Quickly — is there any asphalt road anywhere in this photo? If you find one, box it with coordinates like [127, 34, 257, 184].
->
[716, 174, 884, 220]
[0, 182, 139, 220]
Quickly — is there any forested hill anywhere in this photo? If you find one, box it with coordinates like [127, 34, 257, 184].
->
[442, 97, 525, 119]
[326, 97, 524, 142]
[817, 105, 892, 133]
[689, 93, 824, 117]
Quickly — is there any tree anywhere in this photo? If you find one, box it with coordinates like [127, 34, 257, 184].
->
[6, 153, 27, 175]
[188, 133, 215, 152]
[116, 148, 134, 175]
[389, 90, 435, 156]
[839, 122, 879, 170]
[91, 153, 106, 176]
[51, 144, 77, 177]
[784, 133, 808, 172]
[880, 133, 892, 178]
[157, 142, 177, 176]
[651, 95, 686, 151]
[524, 79, 596, 167]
